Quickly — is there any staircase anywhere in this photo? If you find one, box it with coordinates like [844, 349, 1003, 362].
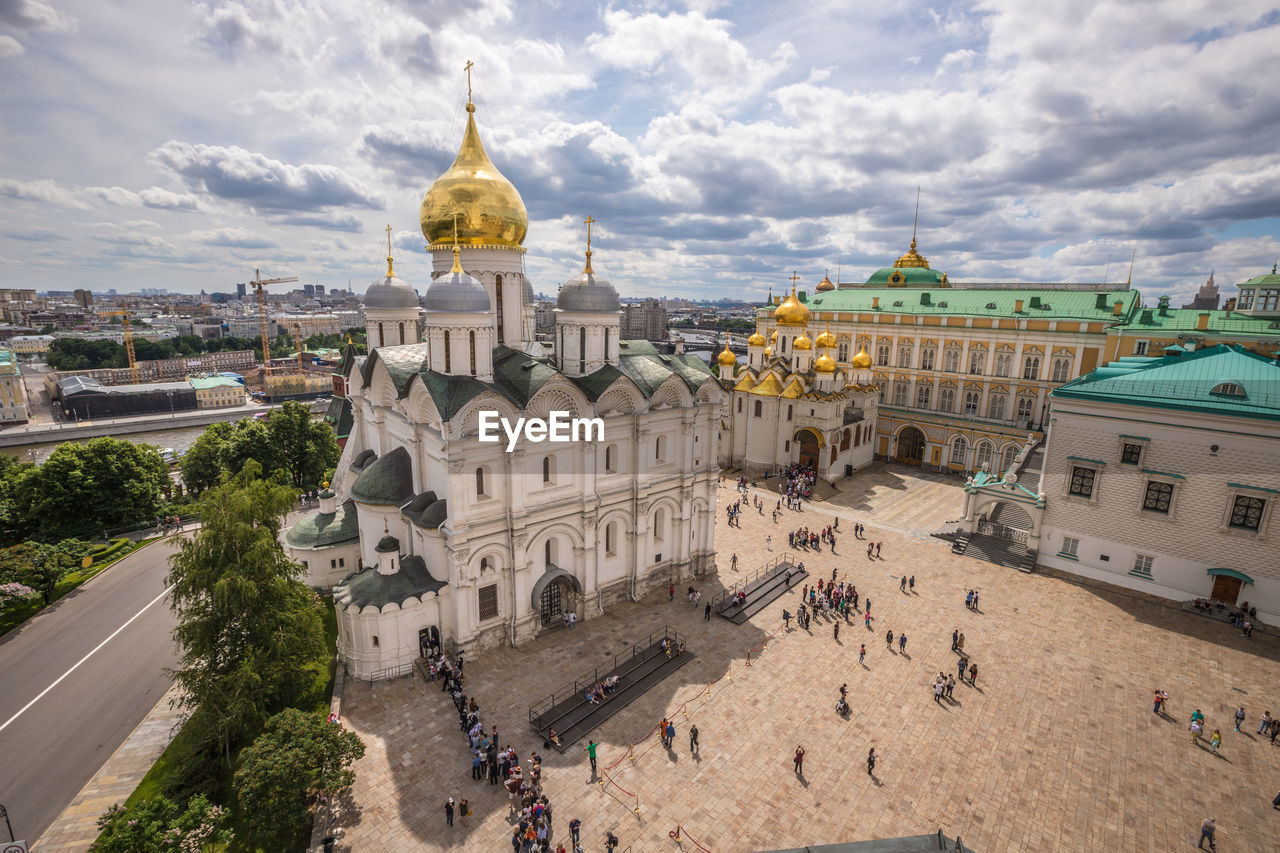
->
[953, 532, 1035, 572]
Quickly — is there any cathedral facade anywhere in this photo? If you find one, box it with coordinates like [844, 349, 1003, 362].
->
[285, 97, 722, 679]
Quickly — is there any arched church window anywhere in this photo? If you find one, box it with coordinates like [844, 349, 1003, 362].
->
[545, 539, 557, 567]
[469, 330, 477, 375]
[605, 522, 617, 556]
[378, 322, 384, 348]
[754, 400, 762, 417]
[495, 274, 504, 344]
[579, 327, 586, 374]
[444, 330, 451, 373]
[475, 467, 485, 496]
[654, 509, 666, 542]
[542, 455, 554, 484]
[841, 429, 851, 451]
[399, 322, 405, 345]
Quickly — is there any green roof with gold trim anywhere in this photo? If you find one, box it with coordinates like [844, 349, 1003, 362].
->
[801, 288, 1139, 322]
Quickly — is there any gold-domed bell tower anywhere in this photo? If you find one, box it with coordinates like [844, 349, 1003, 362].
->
[773, 272, 812, 362]
[420, 62, 534, 348]
[716, 334, 737, 378]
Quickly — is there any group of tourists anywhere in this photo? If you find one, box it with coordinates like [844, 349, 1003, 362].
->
[788, 525, 837, 552]
[154, 514, 183, 534]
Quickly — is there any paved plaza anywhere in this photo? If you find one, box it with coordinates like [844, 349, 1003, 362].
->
[328, 465, 1280, 852]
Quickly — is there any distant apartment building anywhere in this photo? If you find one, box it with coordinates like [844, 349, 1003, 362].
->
[73, 289, 93, 309]
[225, 317, 278, 340]
[0, 349, 28, 425]
[42, 350, 257, 393]
[273, 313, 342, 338]
[621, 298, 667, 341]
[190, 375, 247, 409]
[8, 334, 55, 356]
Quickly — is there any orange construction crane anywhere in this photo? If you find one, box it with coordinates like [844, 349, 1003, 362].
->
[99, 307, 139, 384]
[295, 321, 305, 373]
[250, 268, 298, 374]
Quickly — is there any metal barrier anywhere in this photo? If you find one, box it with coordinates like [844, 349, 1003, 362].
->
[528, 625, 682, 731]
[708, 555, 792, 614]
[368, 662, 416, 684]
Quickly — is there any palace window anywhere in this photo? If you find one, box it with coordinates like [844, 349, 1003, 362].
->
[1134, 341, 1149, 356]
[974, 440, 994, 471]
[1121, 443, 1143, 465]
[943, 347, 961, 372]
[916, 384, 932, 408]
[898, 345, 913, 368]
[1023, 355, 1041, 379]
[988, 394, 1006, 420]
[876, 379, 886, 402]
[1262, 288, 1280, 311]
[950, 436, 967, 466]
[1051, 358, 1071, 383]
[963, 390, 979, 415]
[1069, 466, 1096, 498]
[920, 347, 936, 370]
[837, 340, 849, 361]
[876, 343, 890, 366]
[968, 349, 985, 375]
[1229, 495, 1265, 531]
[1000, 444, 1017, 473]
[479, 584, 500, 621]
[1237, 289, 1254, 310]
[1016, 395, 1035, 423]
[893, 382, 909, 406]
[938, 387, 955, 413]
[994, 353, 1012, 377]
[1143, 481, 1173, 514]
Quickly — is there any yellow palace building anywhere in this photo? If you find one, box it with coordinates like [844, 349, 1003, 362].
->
[754, 238, 1141, 474]
[753, 242, 1280, 477]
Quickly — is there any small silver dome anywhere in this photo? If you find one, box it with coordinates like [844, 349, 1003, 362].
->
[364, 274, 420, 310]
[557, 271, 620, 313]
[524, 278, 535, 302]
[424, 269, 492, 313]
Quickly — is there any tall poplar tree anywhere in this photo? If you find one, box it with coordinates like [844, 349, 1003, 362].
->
[165, 461, 325, 770]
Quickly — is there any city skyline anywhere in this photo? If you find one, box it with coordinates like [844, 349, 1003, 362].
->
[2, 0, 1278, 303]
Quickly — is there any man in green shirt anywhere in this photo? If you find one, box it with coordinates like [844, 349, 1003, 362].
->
[585, 739, 598, 775]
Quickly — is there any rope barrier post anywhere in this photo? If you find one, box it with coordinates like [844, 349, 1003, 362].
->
[745, 650, 751, 667]
[634, 795, 640, 816]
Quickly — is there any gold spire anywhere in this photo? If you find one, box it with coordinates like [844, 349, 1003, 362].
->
[893, 187, 931, 269]
[717, 333, 736, 367]
[385, 224, 395, 277]
[1126, 247, 1136, 285]
[420, 61, 527, 249]
[450, 214, 464, 274]
[583, 215, 595, 275]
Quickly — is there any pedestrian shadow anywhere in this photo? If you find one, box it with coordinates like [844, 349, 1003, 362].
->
[691, 748, 701, 764]
[934, 699, 951, 711]
[1155, 712, 1177, 725]
[969, 683, 984, 694]
[868, 772, 882, 787]
[947, 696, 962, 708]
[797, 772, 810, 788]
[1213, 752, 1233, 763]
[1237, 731, 1257, 741]
[860, 661, 869, 670]
[900, 651, 911, 659]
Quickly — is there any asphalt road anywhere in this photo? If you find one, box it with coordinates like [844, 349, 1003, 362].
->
[0, 537, 181, 844]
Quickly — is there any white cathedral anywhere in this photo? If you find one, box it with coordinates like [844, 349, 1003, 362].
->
[284, 94, 723, 679]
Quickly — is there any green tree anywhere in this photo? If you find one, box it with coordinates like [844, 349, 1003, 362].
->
[221, 417, 283, 479]
[166, 462, 325, 771]
[268, 401, 340, 488]
[9, 437, 168, 541]
[91, 793, 232, 853]
[0, 459, 37, 544]
[0, 541, 77, 603]
[233, 709, 365, 852]
[179, 421, 234, 493]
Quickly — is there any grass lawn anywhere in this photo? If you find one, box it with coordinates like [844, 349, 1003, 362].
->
[0, 537, 159, 639]
[115, 600, 340, 852]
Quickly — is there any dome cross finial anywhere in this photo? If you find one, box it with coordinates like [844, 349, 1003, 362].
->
[385, 223, 395, 277]
[583, 215, 596, 274]
[464, 60, 475, 109]
[450, 213, 464, 274]
[911, 185, 920, 251]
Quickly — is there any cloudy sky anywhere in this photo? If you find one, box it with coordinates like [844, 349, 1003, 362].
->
[2, 0, 1278, 303]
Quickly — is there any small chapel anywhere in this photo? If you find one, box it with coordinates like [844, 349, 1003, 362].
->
[716, 275, 880, 479]
[284, 87, 723, 680]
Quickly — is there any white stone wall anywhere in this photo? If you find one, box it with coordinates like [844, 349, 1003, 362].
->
[1041, 397, 1280, 623]
[287, 539, 362, 590]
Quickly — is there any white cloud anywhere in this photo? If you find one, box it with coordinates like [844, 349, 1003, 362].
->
[0, 34, 22, 56]
[0, 0, 76, 31]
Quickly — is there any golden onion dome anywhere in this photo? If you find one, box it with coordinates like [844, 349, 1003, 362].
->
[769, 329, 777, 342]
[717, 341, 737, 366]
[816, 273, 835, 292]
[815, 327, 837, 349]
[764, 345, 774, 358]
[793, 332, 813, 350]
[748, 331, 766, 347]
[421, 103, 528, 250]
[851, 347, 872, 369]
[774, 286, 811, 325]
[814, 353, 837, 373]
[893, 237, 930, 269]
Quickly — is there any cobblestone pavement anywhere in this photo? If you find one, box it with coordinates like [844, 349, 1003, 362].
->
[329, 468, 1280, 853]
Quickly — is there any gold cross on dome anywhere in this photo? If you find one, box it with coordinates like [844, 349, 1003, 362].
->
[385, 224, 392, 255]
[790, 271, 800, 286]
[385, 224, 394, 276]
[464, 60, 474, 103]
[585, 216, 596, 250]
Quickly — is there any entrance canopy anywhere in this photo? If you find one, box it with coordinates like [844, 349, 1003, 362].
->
[530, 565, 583, 611]
[794, 428, 825, 448]
[1207, 567, 1254, 586]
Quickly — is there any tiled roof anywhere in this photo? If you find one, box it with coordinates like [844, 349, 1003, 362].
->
[350, 446, 415, 505]
[333, 555, 447, 611]
[285, 500, 359, 549]
[1113, 307, 1280, 338]
[798, 288, 1139, 321]
[1051, 344, 1280, 420]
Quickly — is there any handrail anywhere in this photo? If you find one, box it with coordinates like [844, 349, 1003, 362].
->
[709, 555, 796, 614]
[529, 626, 681, 730]
[368, 662, 414, 684]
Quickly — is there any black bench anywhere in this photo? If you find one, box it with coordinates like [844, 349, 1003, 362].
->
[529, 626, 693, 751]
[715, 559, 806, 625]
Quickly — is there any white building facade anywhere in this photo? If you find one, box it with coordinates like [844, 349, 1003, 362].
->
[1038, 345, 1280, 625]
[285, 96, 722, 680]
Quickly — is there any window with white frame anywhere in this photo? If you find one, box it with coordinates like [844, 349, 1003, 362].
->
[876, 342, 890, 366]
[1051, 358, 1071, 382]
[943, 346, 961, 372]
[974, 441, 994, 471]
[963, 390, 979, 415]
[1068, 466, 1096, 498]
[898, 344, 913, 368]
[938, 387, 955, 412]
[1000, 444, 1017, 473]
[1060, 536, 1079, 557]
[968, 349, 985, 374]
[837, 340, 849, 361]
[1134, 340, 1149, 356]
[988, 394, 1006, 420]
[1016, 395, 1035, 423]
[1023, 355, 1041, 379]
[920, 346, 936, 370]
[1120, 442, 1143, 465]
[951, 436, 967, 466]
[1132, 553, 1154, 575]
[894, 382, 909, 406]
[994, 352, 1012, 377]
[916, 384, 932, 408]
[1142, 480, 1173, 514]
[1229, 495, 1265, 531]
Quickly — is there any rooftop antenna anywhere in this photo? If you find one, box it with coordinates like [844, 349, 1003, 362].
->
[1102, 254, 1113, 283]
[583, 215, 595, 274]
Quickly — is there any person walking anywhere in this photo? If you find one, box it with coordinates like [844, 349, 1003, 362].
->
[1258, 710, 1273, 734]
[445, 797, 455, 827]
[885, 629, 894, 649]
[690, 724, 700, 754]
[834, 621, 840, 642]
[569, 818, 581, 847]
[969, 663, 978, 685]
[585, 739, 598, 775]
[867, 747, 876, 775]
[1198, 817, 1216, 850]
[952, 629, 959, 651]
[900, 575, 907, 592]
[933, 678, 944, 703]
[946, 674, 956, 699]
[794, 745, 805, 775]
[665, 719, 676, 750]
[859, 644, 866, 664]
[957, 632, 965, 653]
[908, 575, 915, 592]
[766, 535, 772, 550]
[864, 610, 872, 629]
[1190, 719, 1203, 745]
[1210, 728, 1222, 754]
[659, 718, 670, 747]
[875, 542, 882, 558]
[965, 590, 973, 609]
[669, 583, 675, 601]
[704, 601, 712, 620]
[958, 655, 969, 682]
[1234, 706, 1246, 732]
[898, 632, 907, 654]
[459, 797, 470, 827]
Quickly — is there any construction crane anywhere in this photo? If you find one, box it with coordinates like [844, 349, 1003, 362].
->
[250, 268, 298, 375]
[294, 321, 305, 373]
[99, 307, 139, 384]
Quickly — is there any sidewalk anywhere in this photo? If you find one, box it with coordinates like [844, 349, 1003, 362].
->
[31, 686, 186, 852]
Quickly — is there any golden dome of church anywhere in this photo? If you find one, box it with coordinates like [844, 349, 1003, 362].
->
[814, 353, 836, 373]
[815, 327, 837, 349]
[717, 340, 737, 366]
[851, 348, 872, 368]
[748, 330, 766, 347]
[420, 102, 528, 250]
[793, 331, 813, 350]
[816, 273, 835, 292]
[775, 285, 811, 326]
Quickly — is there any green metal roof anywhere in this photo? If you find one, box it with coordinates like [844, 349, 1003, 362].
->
[803, 288, 1138, 321]
[190, 376, 242, 390]
[324, 395, 353, 438]
[865, 266, 948, 285]
[350, 446, 415, 505]
[1113, 307, 1280, 339]
[285, 499, 359, 549]
[1239, 267, 1280, 288]
[333, 555, 447, 611]
[1051, 344, 1280, 420]
[1207, 567, 1254, 585]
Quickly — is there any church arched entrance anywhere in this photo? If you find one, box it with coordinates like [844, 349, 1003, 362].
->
[531, 566, 583, 628]
[795, 428, 821, 469]
[896, 426, 926, 465]
[976, 500, 1033, 544]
